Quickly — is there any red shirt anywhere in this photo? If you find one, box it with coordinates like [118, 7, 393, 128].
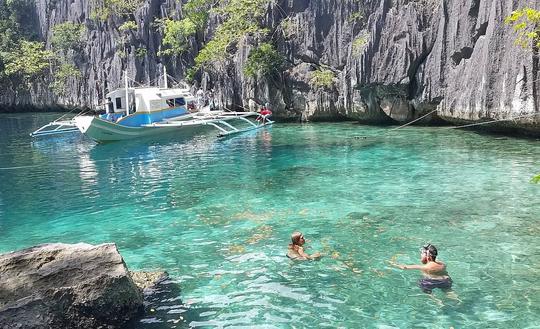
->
[260, 108, 272, 116]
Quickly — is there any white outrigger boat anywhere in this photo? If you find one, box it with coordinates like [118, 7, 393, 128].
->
[31, 72, 273, 142]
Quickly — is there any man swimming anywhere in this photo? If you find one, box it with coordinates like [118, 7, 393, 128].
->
[287, 232, 321, 260]
[392, 244, 452, 293]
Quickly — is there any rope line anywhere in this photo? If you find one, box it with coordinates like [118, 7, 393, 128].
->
[386, 109, 438, 133]
[441, 112, 540, 130]
[354, 111, 540, 140]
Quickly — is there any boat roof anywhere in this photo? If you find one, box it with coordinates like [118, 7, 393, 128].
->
[106, 87, 193, 99]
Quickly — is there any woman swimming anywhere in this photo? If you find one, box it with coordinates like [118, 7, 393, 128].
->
[392, 244, 452, 293]
[287, 232, 321, 260]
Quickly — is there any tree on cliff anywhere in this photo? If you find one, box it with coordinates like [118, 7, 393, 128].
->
[0, 1, 52, 88]
[505, 7, 540, 49]
[505, 8, 540, 182]
[50, 22, 86, 95]
[189, 0, 276, 80]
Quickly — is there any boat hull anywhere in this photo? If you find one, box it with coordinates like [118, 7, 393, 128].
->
[74, 116, 213, 142]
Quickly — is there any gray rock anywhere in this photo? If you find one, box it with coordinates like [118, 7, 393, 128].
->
[0, 243, 143, 329]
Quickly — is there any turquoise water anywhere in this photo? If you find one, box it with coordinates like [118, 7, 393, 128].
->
[0, 113, 539, 328]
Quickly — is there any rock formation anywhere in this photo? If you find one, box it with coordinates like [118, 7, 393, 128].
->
[2, 0, 539, 134]
[0, 243, 143, 329]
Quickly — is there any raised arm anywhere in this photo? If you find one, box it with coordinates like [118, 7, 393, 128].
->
[388, 260, 424, 270]
[297, 247, 321, 260]
[397, 264, 424, 270]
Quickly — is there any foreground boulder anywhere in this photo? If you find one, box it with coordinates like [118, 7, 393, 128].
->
[0, 243, 143, 329]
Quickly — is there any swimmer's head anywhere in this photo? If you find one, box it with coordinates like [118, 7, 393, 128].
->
[291, 231, 305, 246]
[420, 244, 437, 263]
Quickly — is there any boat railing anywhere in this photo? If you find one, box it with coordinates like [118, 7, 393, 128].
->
[30, 119, 79, 137]
[145, 110, 273, 137]
[29, 106, 95, 137]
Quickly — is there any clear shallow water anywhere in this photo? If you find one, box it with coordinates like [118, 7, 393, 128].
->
[0, 113, 539, 328]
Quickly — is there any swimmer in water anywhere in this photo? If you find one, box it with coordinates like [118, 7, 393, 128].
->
[392, 244, 452, 293]
[287, 232, 322, 260]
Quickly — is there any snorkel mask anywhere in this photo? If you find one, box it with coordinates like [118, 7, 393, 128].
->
[420, 244, 431, 253]
[420, 244, 437, 263]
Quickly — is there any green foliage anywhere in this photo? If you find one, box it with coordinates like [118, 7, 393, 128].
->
[352, 31, 369, 55]
[105, 0, 142, 16]
[51, 63, 80, 95]
[51, 22, 85, 51]
[194, 37, 229, 68]
[310, 68, 335, 90]
[90, 0, 144, 21]
[90, 6, 110, 21]
[280, 17, 298, 39]
[532, 174, 540, 184]
[157, 0, 212, 57]
[193, 0, 271, 71]
[185, 66, 197, 82]
[158, 18, 197, 56]
[4, 0, 35, 38]
[119, 20, 138, 32]
[184, 0, 212, 30]
[0, 0, 58, 89]
[135, 47, 147, 58]
[0, 0, 35, 53]
[0, 4, 20, 65]
[244, 42, 283, 78]
[348, 11, 364, 22]
[505, 7, 540, 48]
[4, 40, 52, 80]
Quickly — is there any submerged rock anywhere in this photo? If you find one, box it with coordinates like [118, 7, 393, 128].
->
[0, 243, 143, 329]
[130, 270, 169, 292]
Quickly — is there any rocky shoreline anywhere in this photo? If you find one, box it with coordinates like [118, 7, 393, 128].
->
[0, 243, 168, 329]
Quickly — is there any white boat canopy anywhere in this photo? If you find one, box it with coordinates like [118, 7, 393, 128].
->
[105, 87, 193, 114]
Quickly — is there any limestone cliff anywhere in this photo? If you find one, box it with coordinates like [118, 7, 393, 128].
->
[3, 0, 540, 134]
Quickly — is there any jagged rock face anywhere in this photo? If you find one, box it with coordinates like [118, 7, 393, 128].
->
[4, 0, 540, 133]
[0, 243, 143, 329]
[349, 0, 539, 132]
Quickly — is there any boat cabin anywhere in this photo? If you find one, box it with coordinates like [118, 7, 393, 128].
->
[101, 87, 193, 126]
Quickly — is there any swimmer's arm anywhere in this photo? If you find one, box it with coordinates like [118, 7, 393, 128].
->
[392, 263, 424, 270]
[298, 247, 321, 260]
[401, 264, 424, 270]
[296, 247, 311, 259]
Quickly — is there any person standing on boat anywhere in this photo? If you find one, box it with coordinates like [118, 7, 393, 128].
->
[207, 89, 216, 110]
[287, 232, 322, 260]
[258, 102, 272, 124]
[106, 97, 114, 114]
[196, 87, 205, 110]
[260, 102, 272, 115]
[391, 244, 452, 293]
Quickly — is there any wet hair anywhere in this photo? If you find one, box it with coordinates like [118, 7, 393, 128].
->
[290, 232, 303, 246]
[421, 244, 438, 260]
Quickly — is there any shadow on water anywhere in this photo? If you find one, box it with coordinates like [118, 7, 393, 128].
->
[127, 279, 219, 329]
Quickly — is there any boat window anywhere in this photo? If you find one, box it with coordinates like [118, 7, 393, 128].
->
[115, 97, 123, 109]
[174, 98, 186, 106]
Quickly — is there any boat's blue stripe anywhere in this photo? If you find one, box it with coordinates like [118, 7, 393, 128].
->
[114, 107, 189, 127]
